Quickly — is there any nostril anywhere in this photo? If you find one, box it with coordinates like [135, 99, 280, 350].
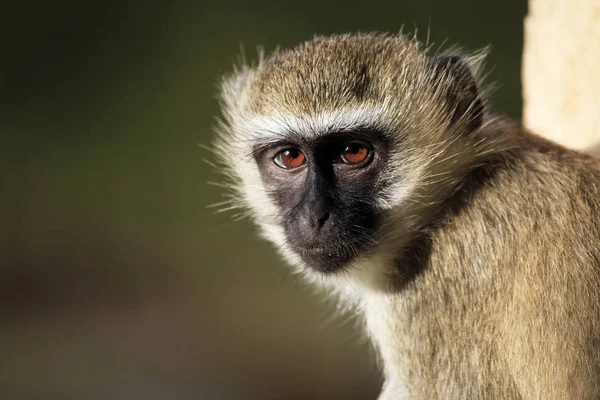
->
[317, 212, 330, 229]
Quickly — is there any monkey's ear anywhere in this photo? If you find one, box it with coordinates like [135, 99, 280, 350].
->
[427, 55, 484, 132]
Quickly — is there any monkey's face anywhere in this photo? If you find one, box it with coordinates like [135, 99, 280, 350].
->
[252, 130, 389, 273]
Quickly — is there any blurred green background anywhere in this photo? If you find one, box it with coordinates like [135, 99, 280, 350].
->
[0, 1, 525, 399]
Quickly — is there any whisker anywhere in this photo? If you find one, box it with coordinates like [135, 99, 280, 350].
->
[206, 181, 234, 189]
[203, 159, 218, 169]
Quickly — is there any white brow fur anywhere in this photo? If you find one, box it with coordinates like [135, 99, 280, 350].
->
[244, 104, 391, 142]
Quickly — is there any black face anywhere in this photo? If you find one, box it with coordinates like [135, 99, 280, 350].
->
[254, 129, 388, 273]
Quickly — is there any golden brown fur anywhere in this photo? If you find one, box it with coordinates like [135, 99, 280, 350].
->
[251, 34, 424, 115]
[212, 33, 600, 399]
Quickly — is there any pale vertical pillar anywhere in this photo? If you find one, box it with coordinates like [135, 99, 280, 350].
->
[522, 0, 600, 153]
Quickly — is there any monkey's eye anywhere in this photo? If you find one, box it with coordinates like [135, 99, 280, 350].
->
[339, 143, 371, 165]
[273, 148, 306, 169]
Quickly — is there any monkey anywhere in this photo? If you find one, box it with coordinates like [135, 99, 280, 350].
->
[211, 33, 600, 399]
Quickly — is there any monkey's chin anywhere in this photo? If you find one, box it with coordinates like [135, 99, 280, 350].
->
[292, 245, 358, 274]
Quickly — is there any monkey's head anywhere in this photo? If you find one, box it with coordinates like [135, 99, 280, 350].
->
[214, 33, 490, 291]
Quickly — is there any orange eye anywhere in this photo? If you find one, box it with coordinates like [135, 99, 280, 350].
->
[273, 148, 306, 169]
[340, 144, 370, 165]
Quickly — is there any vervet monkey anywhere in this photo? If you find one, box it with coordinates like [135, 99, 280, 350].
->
[212, 33, 600, 399]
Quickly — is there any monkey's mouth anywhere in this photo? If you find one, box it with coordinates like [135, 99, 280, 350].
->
[292, 242, 361, 273]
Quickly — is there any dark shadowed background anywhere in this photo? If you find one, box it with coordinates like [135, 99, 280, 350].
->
[0, 1, 525, 399]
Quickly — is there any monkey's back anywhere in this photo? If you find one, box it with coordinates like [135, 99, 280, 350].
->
[375, 127, 600, 399]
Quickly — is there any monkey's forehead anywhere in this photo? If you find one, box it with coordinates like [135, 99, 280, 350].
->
[249, 34, 428, 115]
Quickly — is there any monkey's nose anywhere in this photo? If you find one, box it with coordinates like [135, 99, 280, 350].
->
[316, 212, 330, 229]
[298, 211, 331, 240]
